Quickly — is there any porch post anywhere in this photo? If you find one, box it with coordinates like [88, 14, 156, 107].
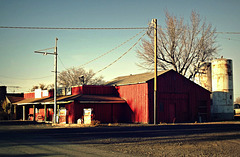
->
[44, 104, 47, 122]
[57, 104, 60, 123]
[22, 105, 25, 121]
[33, 105, 36, 121]
[14, 104, 17, 120]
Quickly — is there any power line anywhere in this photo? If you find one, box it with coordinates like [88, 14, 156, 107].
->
[217, 36, 240, 41]
[0, 26, 148, 30]
[58, 55, 68, 70]
[1, 26, 240, 34]
[2, 26, 240, 35]
[216, 32, 240, 34]
[56, 31, 147, 75]
[35, 47, 55, 52]
[79, 30, 146, 67]
[95, 32, 147, 74]
[0, 74, 52, 80]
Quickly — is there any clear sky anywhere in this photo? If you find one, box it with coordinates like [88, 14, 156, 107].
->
[0, 0, 239, 100]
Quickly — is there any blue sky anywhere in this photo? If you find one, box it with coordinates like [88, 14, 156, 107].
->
[0, 0, 239, 100]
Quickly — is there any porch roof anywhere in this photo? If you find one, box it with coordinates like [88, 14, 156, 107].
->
[14, 94, 125, 105]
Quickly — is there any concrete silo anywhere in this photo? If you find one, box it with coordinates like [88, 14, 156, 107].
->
[211, 58, 234, 120]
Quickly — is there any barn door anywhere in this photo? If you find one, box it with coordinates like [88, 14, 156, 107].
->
[159, 93, 189, 123]
[168, 103, 176, 123]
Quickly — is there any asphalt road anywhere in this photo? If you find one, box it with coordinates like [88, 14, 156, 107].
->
[0, 121, 240, 156]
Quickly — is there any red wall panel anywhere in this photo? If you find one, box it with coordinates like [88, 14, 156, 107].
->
[116, 83, 149, 123]
[28, 107, 53, 121]
[148, 70, 211, 123]
[71, 86, 83, 95]
[71, 85, 116, 95]
[24, 93, 35, 99]
[67, 101, 129, 123]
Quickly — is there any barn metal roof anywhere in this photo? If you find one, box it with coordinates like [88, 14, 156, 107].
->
[106, 70, 171, 86]
[14, 94, 125, 105]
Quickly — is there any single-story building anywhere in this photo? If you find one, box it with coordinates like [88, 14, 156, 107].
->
[0, 86, 24, 120]
[14, 86, 129, 124]
[14, 69, 211, 124]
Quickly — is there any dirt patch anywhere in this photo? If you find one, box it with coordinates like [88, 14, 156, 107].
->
[94, 132, 240, 156]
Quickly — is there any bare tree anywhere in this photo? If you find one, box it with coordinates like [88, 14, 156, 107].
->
[137, 11, 218, 80]
[58, 67, 105, 88]
[30, 83, 52, 92]
[235, 97, 240, 104]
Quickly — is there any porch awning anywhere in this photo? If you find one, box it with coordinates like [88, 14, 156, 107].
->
[14, 94, 126, 105]
[13, 94, 80, 105]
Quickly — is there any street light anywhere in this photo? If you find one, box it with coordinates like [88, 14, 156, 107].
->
[34, 38, 58, 124]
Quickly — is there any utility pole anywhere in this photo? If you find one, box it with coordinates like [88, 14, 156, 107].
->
[34, 38, 58, 124]
[153, 19, 157, 125]
[54, 38, 58, 124]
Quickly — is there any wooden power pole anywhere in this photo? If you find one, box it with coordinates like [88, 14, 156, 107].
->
[34, 38, 58, 124]
[153, 19, 157, 125]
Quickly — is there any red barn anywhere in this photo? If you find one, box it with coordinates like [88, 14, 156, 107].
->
[107, 69, 211, 123]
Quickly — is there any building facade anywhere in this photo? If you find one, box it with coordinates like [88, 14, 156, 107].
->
[15, 70, 211, 124]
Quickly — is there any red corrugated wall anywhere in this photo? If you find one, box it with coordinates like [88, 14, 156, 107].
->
[24, 92, 35, 99]
[66, 101, 129, 123]
[116, 83, 149, 123]
[66, 102, 75, 124]
[71, 86, 83, 95]
[29, 107, 53, 121]
[71, 85, 116, 95]
[148, 70, 211, 123]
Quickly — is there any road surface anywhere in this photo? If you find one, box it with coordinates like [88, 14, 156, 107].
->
[0, 121, 240, 156]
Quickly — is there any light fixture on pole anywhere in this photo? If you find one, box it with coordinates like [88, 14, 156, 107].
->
[34, 38, 58, 124]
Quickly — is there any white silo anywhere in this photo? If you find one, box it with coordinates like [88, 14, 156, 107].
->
[195, 62, 212, 92]
[211, 58, 234, 120]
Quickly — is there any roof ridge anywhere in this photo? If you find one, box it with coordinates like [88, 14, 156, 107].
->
[106, 69, 172, 86]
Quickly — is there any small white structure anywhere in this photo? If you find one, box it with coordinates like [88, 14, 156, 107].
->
[211, 58, 234, 120]
[195, 58, 234, 120]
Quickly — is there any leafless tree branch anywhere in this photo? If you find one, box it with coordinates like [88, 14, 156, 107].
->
[136, 11, 218, 80]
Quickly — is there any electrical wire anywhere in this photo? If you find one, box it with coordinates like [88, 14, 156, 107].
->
[35, 47, 55, 52]
[1, 26, 240, 34]
[0, 26, 148, 30]
[216, 32, 240, 34]
[58, 55, 68, 70]
[0, 74, 52, 80]
[79, 29, 146, 67]
[217, 36, 240, 41]
[1, 25, 239, 80]
[95, 32, 147, 74]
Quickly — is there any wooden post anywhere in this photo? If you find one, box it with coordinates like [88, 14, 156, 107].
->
[53, 38, 58, 124]
[23, 106, 25, 121]
[14, 104, 17, 120]
[57, 104, 60, 123]
[33, 105, 36, 121]
[44, 104, 47, 122]
[153, 19, 158, 125]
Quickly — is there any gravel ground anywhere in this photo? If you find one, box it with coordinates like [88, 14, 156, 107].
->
[95, 132, 240, 156]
